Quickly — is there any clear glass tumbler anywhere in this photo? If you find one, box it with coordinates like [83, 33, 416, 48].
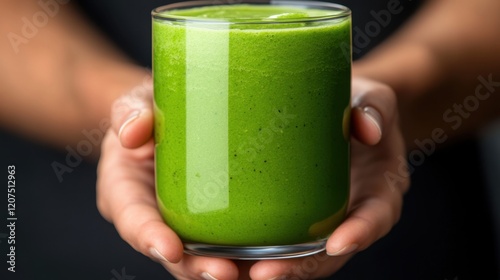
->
[152, 0, 351, 259]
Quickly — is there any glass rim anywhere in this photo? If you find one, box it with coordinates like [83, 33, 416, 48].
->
[151, 0, 351, 25]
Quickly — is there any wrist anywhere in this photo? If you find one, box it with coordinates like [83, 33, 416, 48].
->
[75, 60, 151, 128]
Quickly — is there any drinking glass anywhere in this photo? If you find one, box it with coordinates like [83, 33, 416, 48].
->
[152, 0, 351, 259]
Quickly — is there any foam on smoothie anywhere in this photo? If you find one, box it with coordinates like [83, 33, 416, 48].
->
[162, 4, 342, 22]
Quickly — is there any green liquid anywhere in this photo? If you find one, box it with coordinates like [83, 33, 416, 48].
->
[153, 4, 351, 246]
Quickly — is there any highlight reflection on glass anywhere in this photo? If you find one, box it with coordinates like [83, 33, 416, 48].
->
[186, 22, 230, 213]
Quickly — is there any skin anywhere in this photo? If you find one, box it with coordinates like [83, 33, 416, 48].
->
[354, 0, 500, 149]
[1, 0, 500, 279]
[0, 0, 147, 154]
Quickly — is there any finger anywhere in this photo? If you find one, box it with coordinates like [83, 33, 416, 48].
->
[112, 197, 184, 264]
[325, 188, 403, 257]
[161, 255, 240, 280]
[96, 130, 154, 220]
[118, 109, 154, 148]
[97, 132, 183, 264]
[351, 77, 409, 192]
[351, 106, 383, 146]
[351, 77, 399, 145]
[111, 76, 154, 148]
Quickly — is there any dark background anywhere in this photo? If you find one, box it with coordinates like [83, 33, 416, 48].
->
[1, 125, 499, 280]
[1, 0, 499, 279]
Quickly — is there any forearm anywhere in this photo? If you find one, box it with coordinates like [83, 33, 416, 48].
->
[0, 0, 149, 152]
[353, 0, 500, 149]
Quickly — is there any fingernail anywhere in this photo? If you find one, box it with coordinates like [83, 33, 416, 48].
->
[201, 272, 218, 280]
[327, 243, 358, 256]
[118, 110, 140, 140]
[149, 247, 170, 263]
[363, 106, 382, 137]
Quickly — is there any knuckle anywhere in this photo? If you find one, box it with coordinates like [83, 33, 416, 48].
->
[135, 219, 162, 253]
[113, 203, 158, 253]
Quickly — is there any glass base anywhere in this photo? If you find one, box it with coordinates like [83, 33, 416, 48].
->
[184, 239, 327, 260]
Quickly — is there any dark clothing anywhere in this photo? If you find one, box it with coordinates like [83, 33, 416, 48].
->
[1, 1, 498, 279]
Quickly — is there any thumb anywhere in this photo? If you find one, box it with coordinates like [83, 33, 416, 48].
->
[351, 106, 383, 146]
[350, 77, 398, 146]
[111, 76, 154, 148]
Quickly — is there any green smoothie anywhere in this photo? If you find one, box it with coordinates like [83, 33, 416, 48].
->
[153, 3, 351, 246]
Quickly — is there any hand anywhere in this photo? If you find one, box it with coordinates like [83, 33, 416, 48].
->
[245, 77, 410, 279]
[96, 76, 409, 279]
